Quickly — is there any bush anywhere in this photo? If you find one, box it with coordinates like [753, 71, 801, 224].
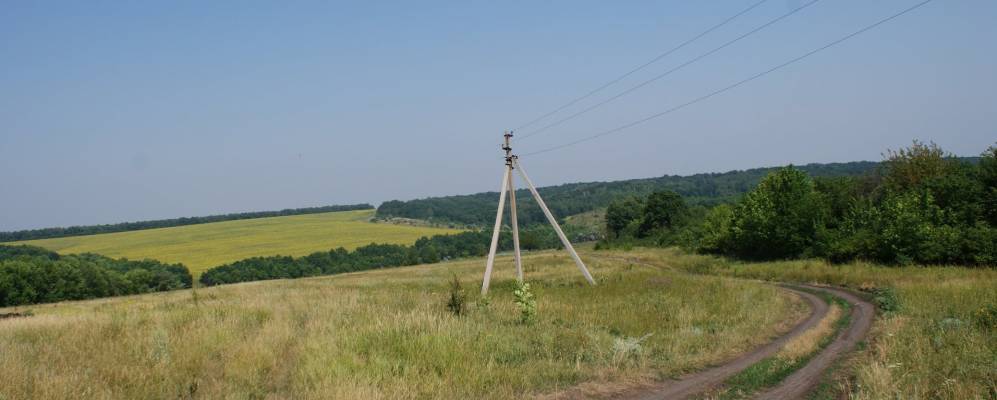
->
[691, 141, 997, 267]
[512, 281, 537, 324]
[446, 275, 466, 317]
[972, 304, 997, 331]
[871, 287, 901, 313]
[727, 167, 826, 260]
[0, 245, 192, 307]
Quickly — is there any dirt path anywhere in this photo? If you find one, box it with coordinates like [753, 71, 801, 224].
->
[581, 254, 876, 400]
[753, 286, 875, 400]
[597, 285, 874, 400]
[607, 288, 829, 400]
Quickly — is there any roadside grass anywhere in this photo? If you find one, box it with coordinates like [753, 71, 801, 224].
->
[609, 247, 997, 400]
[11, 210, 460, 276]
[0, 249, 802, 400]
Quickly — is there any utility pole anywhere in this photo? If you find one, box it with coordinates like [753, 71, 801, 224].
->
[481, 132, 595, 295]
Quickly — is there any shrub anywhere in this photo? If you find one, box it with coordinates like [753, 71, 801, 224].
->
[512, 281, 537, 324]
[639, 190, 688, 236]
[0, 245, 192, 307]
[972, 304, 997, 331]
[729, 167, 827, 260]
[446, 275, 466, 317]
[871, 287, 900, 313]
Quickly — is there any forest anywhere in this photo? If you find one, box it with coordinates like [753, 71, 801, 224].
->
[0, 245, 192, 307]
[376, 161, 880, 227]
[198, 225, 578, 286]
[0, 203, 374, 242]
[601, 141, 996, 266]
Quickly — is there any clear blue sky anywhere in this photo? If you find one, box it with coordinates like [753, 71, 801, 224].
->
[2, 0, 994, 230]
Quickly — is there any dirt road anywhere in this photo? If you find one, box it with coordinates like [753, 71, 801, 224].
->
[606, 285, 873, 400]
[579, 254, 876, 400]
[753, 286, 875, 399]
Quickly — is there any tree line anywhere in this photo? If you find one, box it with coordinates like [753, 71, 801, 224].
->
[600, 141, 997, 266]
[0, 204, 374, 242]
[0, 245, 193, 307]
[199, 225, 585, 286]
[376, 162, 880, 227]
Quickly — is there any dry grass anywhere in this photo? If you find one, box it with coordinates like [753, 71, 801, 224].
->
[0, 248, 801, 400]
[11, 210, 460, 275]
[640, 247, 997, 400]
[778, 304, 842, 363]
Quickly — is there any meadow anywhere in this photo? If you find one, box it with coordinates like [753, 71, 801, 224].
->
[613, 247, 997, 399]
[11, 210, 460, 275]
[0, 249, 803, 400]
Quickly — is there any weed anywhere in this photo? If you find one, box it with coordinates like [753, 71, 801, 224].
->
[475, 295, 491, 311]
[871, 287, 900, 313]
[512, 281, 537, 324]
[611, 333, 653, 366]
[972, 304, 996, 331]
[446, 275, 466, 317]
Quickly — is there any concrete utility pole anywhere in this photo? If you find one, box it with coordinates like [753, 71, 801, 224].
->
[481, 132, 595, 295]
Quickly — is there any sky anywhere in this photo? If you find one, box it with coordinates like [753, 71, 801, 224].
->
[1, 0, 995, 231]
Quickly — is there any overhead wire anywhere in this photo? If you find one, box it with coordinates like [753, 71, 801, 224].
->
[513, 0, 771, 132]
[521, 0, 937, 157]
[517, 0, 823, 140]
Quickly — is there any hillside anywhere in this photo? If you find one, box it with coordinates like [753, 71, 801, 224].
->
[377, 161, 880, 226]
[0, 248, 801, 399]
[0, 204, 374, 242]
[13, 209, 460, 275]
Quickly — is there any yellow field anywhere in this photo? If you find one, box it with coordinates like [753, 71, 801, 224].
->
[14, 210, 460, 275]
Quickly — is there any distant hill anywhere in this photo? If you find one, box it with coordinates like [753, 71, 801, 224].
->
[12, 209, 460, 275]
[0, 203, 374, 242]
[376, 161, 881, 227]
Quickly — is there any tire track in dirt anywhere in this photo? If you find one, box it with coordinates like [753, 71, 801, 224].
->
[608, 287, 828, 400]
[752, 285, 875, 400]
[577, 254, 876, 400]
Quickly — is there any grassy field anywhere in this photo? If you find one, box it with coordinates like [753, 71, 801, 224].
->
[0, 249, 804, 400]
[612, 247, 997, 400]
[11, 210, 461, 275]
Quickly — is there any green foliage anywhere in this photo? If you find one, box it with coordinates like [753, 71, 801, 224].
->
[0, 245, 192, 307]
[978, 144, 997, 225]
[871, 287, 901, 313]
[376, 162, 881, 227]
[0, 204, 374, 242]
[972, 304, 997, 331]
[446, 275, 466, 317]
[600, 190, 696, 250]
[690, 204, 735, 255]
[198, 228, 570, 286]
[512, 281, 537, 324]
[639, 190, 688, 235]
[881, 140, 952, 192]
[605, 196, 643, 238]
[728, 167, 826, 260]
[690, 141, 996, 267]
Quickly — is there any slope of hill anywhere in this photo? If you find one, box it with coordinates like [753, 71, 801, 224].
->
[377, 161, 880, 226]
[0, 204, 374, 242]
[0, 248, 802, 399]
[13, 209, 460, 275]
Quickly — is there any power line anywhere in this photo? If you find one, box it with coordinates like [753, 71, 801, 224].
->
[521, 0, 936, 157]
[518, 0, 822, 140]
[513, 0, 771, 132]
